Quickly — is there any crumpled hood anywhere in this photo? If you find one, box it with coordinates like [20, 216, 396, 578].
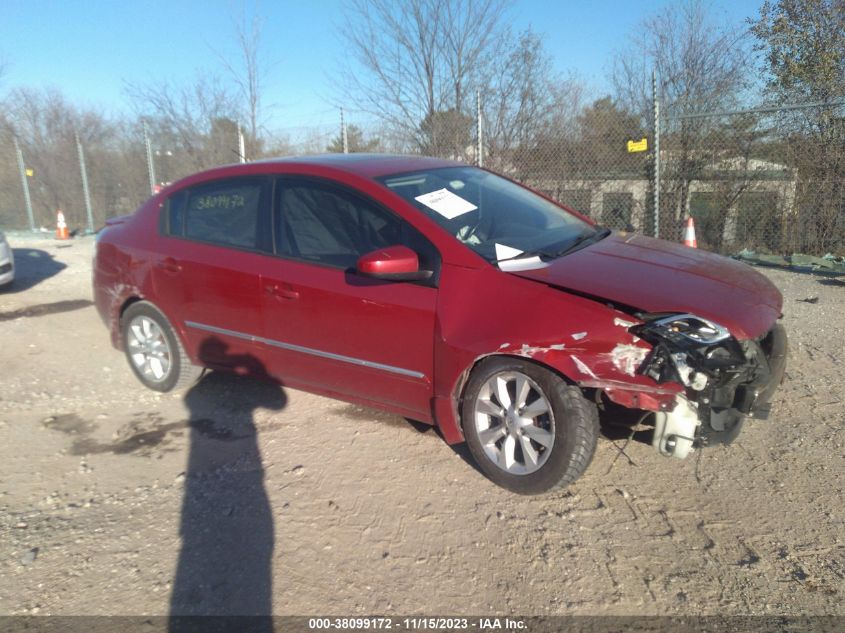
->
[510, 232, 783, 339]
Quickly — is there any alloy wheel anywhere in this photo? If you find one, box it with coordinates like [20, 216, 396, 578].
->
[473, 371, 556, 475]
[126, 315, 173, 383]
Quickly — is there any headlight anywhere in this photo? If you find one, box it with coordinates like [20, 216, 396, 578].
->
[632, 313, 743, 387]
[642, 313, 731, 345]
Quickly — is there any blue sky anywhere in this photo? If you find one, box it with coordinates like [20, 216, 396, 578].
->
[0, 0, 765, 133]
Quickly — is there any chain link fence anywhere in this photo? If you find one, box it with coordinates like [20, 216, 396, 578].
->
[2, 98, 843, 258]
[656, 102, 845, 256]
[479, 100, 845, 258]
[483, 112, 653, 237]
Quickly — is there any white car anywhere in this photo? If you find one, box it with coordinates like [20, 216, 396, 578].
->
[0, 230, 14, 289]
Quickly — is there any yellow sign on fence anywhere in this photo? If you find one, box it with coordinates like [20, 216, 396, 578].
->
[25, 168, 34, 177]
[627, 138, 648, 153]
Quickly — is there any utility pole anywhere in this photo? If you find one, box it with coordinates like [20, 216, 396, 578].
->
[76, 133, 95, 233]
[476, 90, 483, 168]
[238, 124, 246, 163]
[13, 136, 36, 232]
[144, 121, 156, 195]
[341, 108, 349, 154]
[652, 69, 660, 239]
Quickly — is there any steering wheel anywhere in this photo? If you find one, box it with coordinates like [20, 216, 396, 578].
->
[455, 210, 484, 245]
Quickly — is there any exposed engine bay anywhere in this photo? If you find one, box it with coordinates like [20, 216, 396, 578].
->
[630, 313, 788, 459]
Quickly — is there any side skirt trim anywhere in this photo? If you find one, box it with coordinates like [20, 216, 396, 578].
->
[184, 320, 426, 380]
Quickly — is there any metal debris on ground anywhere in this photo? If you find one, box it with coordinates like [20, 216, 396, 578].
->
[735, 250, 845, 275]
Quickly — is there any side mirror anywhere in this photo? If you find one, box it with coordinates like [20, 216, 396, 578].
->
[356, 245, 432, 281]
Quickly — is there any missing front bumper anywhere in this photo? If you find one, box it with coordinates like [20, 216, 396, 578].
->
[654, 323, 788, 456]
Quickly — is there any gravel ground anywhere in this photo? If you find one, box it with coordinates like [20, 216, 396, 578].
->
[0, 234, 842, 617]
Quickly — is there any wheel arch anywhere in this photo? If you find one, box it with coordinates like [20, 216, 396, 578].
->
[114, 295, 144, 350]
[116, 297, 192, 363]
[457, 352, 579, 401]
[438, 352, 584, 445]
[119, 295, 143, 318]
[457, 352, 600, 493]
[119, 299, 203, 391]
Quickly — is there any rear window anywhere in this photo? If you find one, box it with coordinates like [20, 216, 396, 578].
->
[162, 178, 265, 250]
[184, 182, 261, 249]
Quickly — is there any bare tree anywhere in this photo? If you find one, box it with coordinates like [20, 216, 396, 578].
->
[2, 88, 117, 229]
[441, 0, 508, 112]
[212, 3, 270, 159]
[611, 0, 753, 237]
[480, 31, 582, 168]
[339, 0, 445, 149]
[338, 0, 510, 155]
[612, 0, 751, 118]
[0, 60, 18, 227]
[127, 75, 242, 175]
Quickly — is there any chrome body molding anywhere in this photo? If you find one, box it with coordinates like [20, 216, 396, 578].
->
[184, 320, 426, 380]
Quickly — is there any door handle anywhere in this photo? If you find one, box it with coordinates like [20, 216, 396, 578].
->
[156, 257, 182, 274]
[265, 284, 299, 300]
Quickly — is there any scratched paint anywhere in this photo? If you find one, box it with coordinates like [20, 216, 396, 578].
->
[515, 342, 567, 357]
[106, 283, 140, 328]
[610, 343, 649, 376]
[571, 355, 598, 379]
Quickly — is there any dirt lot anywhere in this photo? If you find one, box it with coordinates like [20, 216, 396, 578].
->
[0, 233, 842, 617]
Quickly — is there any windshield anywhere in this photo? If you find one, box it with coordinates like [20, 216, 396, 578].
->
[378, 166, 598, 264]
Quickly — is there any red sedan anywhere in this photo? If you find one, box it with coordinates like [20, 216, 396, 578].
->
[93, 155, 786, 494]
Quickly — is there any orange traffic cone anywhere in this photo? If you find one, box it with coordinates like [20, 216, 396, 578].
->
[56, 209, 69, 240]
[682, 216, 697, 248]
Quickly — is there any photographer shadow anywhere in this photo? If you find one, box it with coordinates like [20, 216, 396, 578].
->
[169, 338, 286, 631]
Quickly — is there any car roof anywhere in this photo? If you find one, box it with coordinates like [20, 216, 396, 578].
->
[252, 153, 464, 178]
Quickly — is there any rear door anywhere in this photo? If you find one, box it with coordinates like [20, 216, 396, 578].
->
[151, 176, 272, 368]
[259, 176, 439, 419]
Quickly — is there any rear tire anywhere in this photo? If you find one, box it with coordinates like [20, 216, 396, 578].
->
[461, 357, 598, 494]
[121, 301, 202, 392]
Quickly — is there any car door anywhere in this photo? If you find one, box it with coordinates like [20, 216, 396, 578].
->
[151, 176, 272, 368]
[259, 176, 439, 420]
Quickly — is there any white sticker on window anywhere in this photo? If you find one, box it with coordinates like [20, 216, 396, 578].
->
[414, 188, 477, 219]
[495, 243, 524, 261]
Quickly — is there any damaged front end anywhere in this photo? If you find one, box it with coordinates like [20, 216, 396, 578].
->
[631, 314, 788, 459]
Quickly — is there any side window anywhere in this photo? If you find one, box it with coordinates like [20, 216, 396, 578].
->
[180, 180, 263, 249]
[275, 179, 440, 278]
[162, 191, 186, 236]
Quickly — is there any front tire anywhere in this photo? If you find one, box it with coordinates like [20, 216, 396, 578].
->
[461, 357, 599, 494]
[121, 301, 202, 392]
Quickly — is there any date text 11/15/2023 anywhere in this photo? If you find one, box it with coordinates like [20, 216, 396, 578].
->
[307, 616, 527, 631]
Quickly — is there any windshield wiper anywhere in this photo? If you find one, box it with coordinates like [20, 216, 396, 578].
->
[496, 227, 611, 264]
[550, 226, 611, 258]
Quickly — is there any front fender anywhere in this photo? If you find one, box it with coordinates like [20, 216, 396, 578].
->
[431, 264, 681, 443]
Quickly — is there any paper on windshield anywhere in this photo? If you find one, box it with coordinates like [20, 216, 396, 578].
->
[498, 256, 547, 272]
[495, 242, 548, 271]
[494, 243, 524, 261]
[414, 189, 477, 219]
